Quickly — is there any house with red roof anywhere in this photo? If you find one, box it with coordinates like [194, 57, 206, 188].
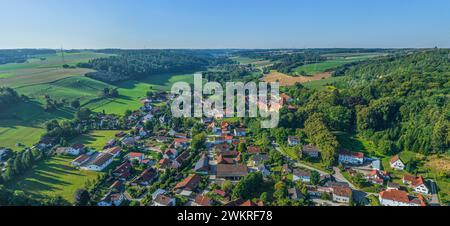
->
[194, 195, 213, 206]
[173, 174, 203, 192]
[379, 189, 425, 206]
[127, 152, 145, 163]
[402, 174, 429, 194]
[390, 155, 405, 170]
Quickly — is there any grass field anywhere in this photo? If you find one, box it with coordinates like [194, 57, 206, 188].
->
[0, 101, 75, 150]
[70, 130, 122, 151]
[8, 155, 102, 203]
[86, 72, 195, 115]
[303, 76, 348, 91]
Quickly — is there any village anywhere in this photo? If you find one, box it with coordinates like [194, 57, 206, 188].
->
[7, 89, 438, 207]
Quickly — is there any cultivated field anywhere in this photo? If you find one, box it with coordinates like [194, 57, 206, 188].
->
[263, 70, 332, 86]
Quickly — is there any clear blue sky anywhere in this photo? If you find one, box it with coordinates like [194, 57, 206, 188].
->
[1, 0, 449, 49]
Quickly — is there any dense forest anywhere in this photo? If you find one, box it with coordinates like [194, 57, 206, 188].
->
[0, 49, 56, 65]
[78, 50, 233, 83]
[279, 49, 449, 167]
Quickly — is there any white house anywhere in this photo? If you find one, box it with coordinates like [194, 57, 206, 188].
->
[288, 136, 301, 146]
[68, 143, 85, 156]
[98, 192, 125, 206]
[293, 169, 311, 183]
[153, 194, 176, 206]
[71, 154, 91, 167]
[390, 155, 405, 170]
[403, 175, 429, 194]
[379, 190, 425, 206]
[81, 153, 114, 171]
[338, 150, 364, 165]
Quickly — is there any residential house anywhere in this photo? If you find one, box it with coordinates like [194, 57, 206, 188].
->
[247, 146, 262, 154]
[387, 182, 400, 190]
[332, 186, 353, 203]
[280, 93, 293, 105]
[234, 128, 246, 137]
[338, 150, 364, 165]
[98, 192, 125, 206]
[366, 170, 390, 185]
[71, 154, 91, 167]
[120, 137, 136, 148]
[301, 145, 320, 158]
[172, 151, 190, 169]
[131, 168, 158, 186]
[112, 161, 132, 180]
[250, 154, 269, 167]
[194, 154, 210, 174]
[81, 153, 114, 171]
[38, 137, 56, 149]
[68, 143, 85, 156]
[174, 174, 202, 192]
[403, 174, 429, 194]
[105, 146, 122, 158]
[293, 169, 311, 183]
[194, 195, 213, 206]
[379, 190, 425, 206]
[153, 194, 176, 206]
[164, 149, 178, 159]
[174, 138, 190, 149]
[158, 158, 171, 169]
[288, 136, 301, 146]
[216, 164, 248, 180]
[127, 152, 145, 163]
[390, 155, 405, 170]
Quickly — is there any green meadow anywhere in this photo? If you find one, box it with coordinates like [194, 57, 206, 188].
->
[70, 130, 123, 151]
[0, 52, 195, 150]
[8, 155, 102, 203]
[85, 72, 194, 115]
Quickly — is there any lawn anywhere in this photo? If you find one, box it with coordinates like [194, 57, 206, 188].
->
[71, 130, 122, 151]
[8, 155, 102, 203]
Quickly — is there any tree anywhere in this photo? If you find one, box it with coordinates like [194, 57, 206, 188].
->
[221, 180, 233, 193]
[310, 171, 320, 185]
[232, 172, 264, 199]
[74, 189, 91, 206]
[76, 108, 92, 121]
[191, 133, 206, 150]
[70, 100, 80, 109]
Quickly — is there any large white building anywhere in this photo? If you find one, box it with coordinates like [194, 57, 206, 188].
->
[379, 190, 425, 206]
[338, 150, 364, 165]
[81, 153, 114, 171]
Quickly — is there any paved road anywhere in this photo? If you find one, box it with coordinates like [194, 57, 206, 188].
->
[272, 143, 328, 176]
[272, 142, 375, 194]
[428, 180, 440, 206]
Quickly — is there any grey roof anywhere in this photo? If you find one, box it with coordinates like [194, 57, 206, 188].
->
[194, 156, 209, 172]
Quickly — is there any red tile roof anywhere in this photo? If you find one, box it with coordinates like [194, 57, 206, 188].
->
[379, 190, 410, 203]
[174, 174, 202, 191]
[195, 195, 212, 206]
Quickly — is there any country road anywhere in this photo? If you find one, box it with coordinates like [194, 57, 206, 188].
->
[272, 142, 362, 191]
